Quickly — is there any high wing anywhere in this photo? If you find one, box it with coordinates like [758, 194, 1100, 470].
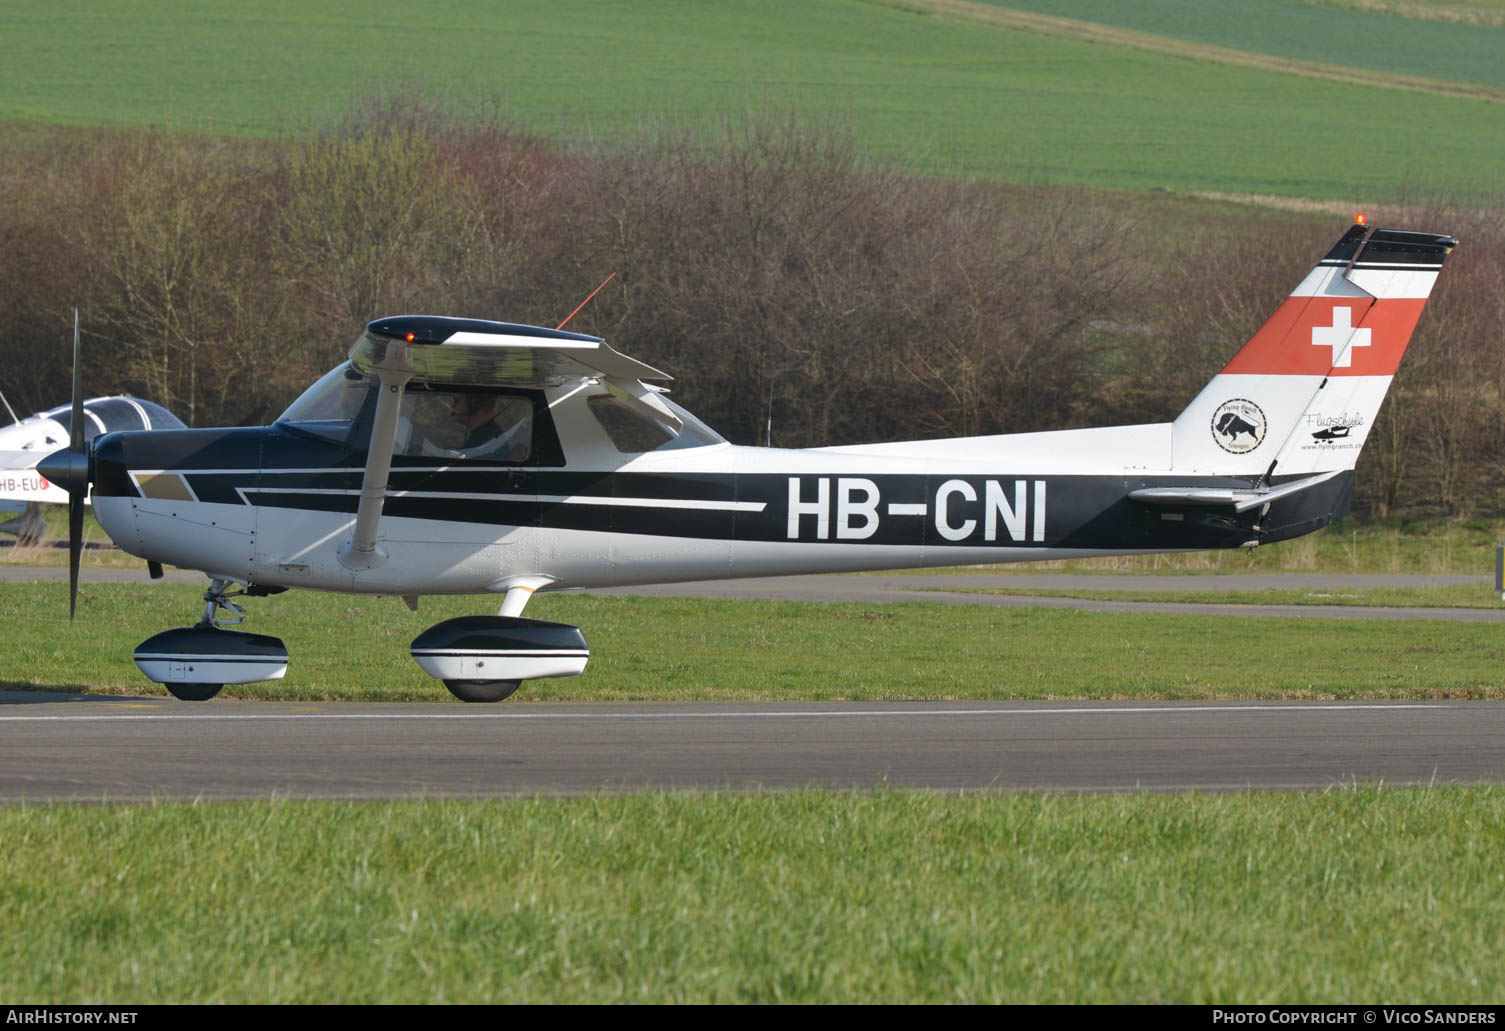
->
[349, 316, 669, 386]
[341, 316, 677, 569]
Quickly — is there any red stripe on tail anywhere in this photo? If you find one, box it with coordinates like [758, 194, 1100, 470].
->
[1219, 297, 1428, 377]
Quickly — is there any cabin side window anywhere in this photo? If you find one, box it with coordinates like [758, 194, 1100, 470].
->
[587, 394, 725, 454]
[396, 388, 535, 462]
[277, 366, 564, 464]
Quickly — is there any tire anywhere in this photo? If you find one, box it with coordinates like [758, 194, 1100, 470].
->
[165, 683, 223, 701]
[443, 679, 523, 703]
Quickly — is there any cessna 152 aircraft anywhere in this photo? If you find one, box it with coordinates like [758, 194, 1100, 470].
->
[40, 220, 1456, 701]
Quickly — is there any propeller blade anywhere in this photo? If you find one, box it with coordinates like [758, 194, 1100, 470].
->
[68, 492, 83, 620]
[70, 309, 83, 453]
[66, 308, 86, 619]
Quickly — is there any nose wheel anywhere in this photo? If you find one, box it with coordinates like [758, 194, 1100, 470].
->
[132, 578, 289, 701]
[165, 682, 224, 702]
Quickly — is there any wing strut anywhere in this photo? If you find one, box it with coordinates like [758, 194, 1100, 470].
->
[339, 342, 413, 570]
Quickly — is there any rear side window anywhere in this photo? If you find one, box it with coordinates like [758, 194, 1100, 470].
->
[588, 394, 724, 454]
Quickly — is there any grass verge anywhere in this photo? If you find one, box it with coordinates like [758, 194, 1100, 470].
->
[3, 582, 1503, 701]
[924, 583, 1503, 609]
[2, 787, 1502, 1002]
[872, 518, 1505, 576]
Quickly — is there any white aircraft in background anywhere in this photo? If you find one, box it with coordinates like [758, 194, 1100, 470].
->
[0, 392, 184, 543]
[40, 219, 1456, 701]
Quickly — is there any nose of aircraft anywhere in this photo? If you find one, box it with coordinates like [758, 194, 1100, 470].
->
[36, 445, 90, 496]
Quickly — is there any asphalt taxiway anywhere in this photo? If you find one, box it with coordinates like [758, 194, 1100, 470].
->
[2, 697, 1502, 801]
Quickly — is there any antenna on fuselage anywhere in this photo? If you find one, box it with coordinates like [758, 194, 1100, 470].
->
[556, 271, 617, 330]
[766, 384, 773, 448]
[0, 389, 18, 425]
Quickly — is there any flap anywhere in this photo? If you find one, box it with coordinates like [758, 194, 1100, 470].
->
[604, 377, 683, 433]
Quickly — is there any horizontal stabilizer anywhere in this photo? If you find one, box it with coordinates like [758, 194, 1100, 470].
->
[1129, 470, 1342, 514]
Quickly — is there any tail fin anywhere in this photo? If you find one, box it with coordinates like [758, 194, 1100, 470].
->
[1171, 223, 1456, 478]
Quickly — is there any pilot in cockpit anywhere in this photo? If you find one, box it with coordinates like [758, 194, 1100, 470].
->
[450, 394, 501, 450]
[432, 392, 531, 461]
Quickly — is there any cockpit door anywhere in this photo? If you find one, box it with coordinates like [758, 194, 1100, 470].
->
[378, 385, 551, 546]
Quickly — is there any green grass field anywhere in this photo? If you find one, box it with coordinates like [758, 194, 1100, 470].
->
[3, 787, 1502, 1003]
[3, 0, 1502, 197]
[985, 0, 1505, 88]
[1312, 0, 1505, 25]
[4, 582, 1503, 701]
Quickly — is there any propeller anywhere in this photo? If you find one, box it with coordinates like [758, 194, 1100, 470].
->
[68, 310, 83, 619]
[37, 310, 91, 619]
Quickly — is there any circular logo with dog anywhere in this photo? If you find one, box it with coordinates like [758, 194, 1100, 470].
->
[1211, 399, 1266, 454]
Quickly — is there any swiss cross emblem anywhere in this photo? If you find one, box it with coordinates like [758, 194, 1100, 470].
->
[1311, 307, 1371, 368]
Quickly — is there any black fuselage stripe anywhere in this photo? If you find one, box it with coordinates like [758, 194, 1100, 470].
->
[202, 470, 1352, 551]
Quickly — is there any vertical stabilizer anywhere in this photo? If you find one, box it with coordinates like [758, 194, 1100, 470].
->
[1170, 224, 1456, 477]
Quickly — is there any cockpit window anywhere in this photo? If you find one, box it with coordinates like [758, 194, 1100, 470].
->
[588, 393, 724, 454]
[275, 363, 374, 443]
[395, 388, 535, 462]
[276, 365, 557, 463]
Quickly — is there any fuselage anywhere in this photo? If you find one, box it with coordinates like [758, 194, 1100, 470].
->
[87, 401, 1346, 597]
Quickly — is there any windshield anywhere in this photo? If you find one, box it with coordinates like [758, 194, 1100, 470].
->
[276, 363, 375, 442]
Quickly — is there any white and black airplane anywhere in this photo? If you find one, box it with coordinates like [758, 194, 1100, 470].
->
[40, 220, 1456, 701]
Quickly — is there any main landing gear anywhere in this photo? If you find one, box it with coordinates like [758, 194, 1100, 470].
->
[442, 679, 523, 703]
[131, 576, 588, 703]
[409, 579, 590, 703]
[132, 578, 289, 701]
[410, 615, 589, 702]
